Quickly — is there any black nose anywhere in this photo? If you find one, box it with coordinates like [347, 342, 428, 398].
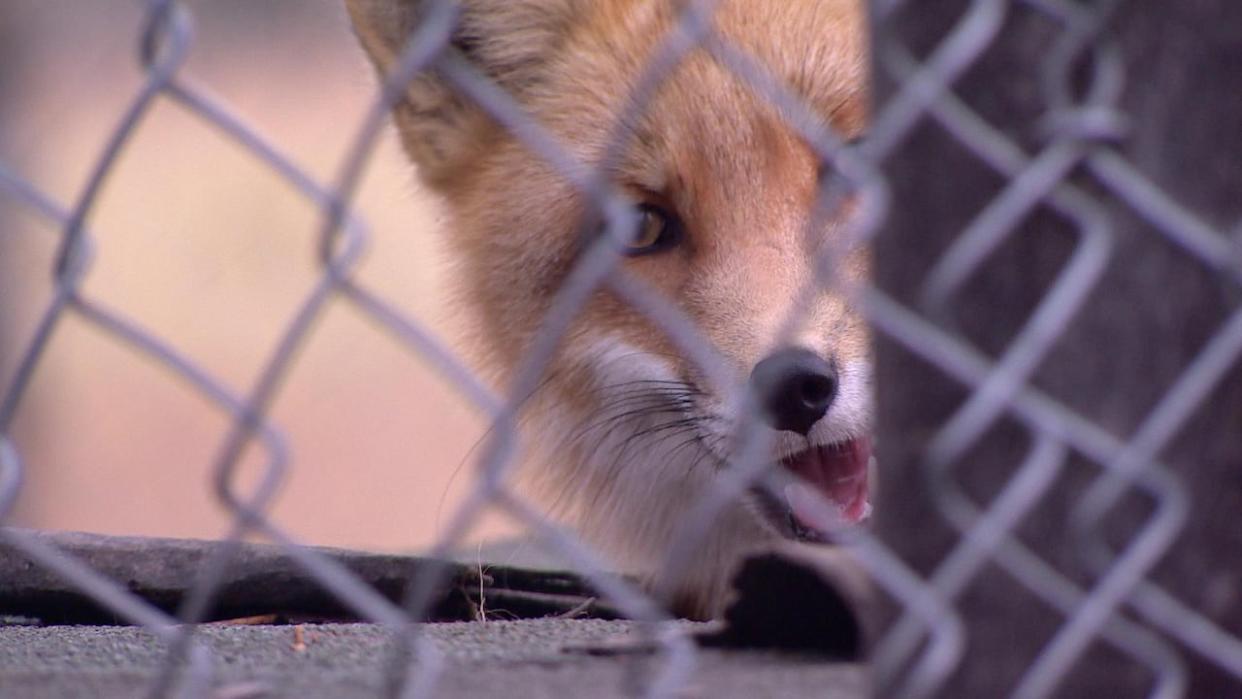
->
[749, 348, 838, 435]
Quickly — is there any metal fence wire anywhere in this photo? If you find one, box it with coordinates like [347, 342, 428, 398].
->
[2, 0, 1241, 697]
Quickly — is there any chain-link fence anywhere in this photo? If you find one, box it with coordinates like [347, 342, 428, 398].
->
[2, 0, 1240, 697]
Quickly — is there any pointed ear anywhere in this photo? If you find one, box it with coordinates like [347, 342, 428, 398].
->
[345, 0, 581, 186]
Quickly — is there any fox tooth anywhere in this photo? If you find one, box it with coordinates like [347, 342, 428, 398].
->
[785, 482, 847, 532]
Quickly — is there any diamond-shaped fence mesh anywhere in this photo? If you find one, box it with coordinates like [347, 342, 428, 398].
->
[1, 0, 1239, 697]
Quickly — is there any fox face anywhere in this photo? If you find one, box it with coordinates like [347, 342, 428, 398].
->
[347, 0, 870, 618]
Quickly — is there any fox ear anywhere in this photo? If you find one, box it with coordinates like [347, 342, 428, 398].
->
[345, 0, 579, 185]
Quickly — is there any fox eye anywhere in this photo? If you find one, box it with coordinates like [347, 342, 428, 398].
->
[624, 204, 683, 256]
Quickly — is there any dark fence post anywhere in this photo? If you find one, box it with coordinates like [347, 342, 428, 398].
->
[873, 0, 1242, 696]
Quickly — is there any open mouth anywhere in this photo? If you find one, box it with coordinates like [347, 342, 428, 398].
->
[753, 437, 873, 543]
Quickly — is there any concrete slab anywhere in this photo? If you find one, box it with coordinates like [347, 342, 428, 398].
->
[0, 620, 867, 698]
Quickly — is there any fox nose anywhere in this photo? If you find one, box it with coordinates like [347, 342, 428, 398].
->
[749, 348, 839, 435]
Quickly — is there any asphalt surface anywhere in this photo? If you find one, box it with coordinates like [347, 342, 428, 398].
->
[0, 619, 866, 698]
[0, 530, 618, 626]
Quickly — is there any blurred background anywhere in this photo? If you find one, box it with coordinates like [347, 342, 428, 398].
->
[0, 1, 515, 552]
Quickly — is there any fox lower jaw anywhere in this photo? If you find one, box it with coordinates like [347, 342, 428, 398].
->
[528, 411, 773, 620]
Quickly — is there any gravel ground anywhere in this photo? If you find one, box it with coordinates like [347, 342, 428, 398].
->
[0, 619, 866, 698]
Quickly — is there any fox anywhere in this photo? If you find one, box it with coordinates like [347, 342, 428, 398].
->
[345, 0, 871, 620]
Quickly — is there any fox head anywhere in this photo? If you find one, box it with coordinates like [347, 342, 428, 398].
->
[347, 0, 870, 618]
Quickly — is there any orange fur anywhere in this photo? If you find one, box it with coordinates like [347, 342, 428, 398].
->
[347, 0, 869, 619]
